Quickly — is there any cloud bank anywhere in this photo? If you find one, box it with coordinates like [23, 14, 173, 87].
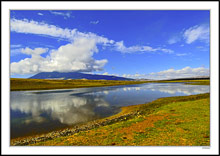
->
[123, 66, 209, 80]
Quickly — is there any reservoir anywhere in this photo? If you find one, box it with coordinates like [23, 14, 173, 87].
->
[10, 83, 209, 139]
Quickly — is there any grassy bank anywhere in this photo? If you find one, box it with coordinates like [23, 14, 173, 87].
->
[10, 78, 210, 91]
[10, 78, 149, 91]
[12, 93, 210, 146]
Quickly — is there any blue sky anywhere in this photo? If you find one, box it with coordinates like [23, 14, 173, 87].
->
[10, 10, 210, 79]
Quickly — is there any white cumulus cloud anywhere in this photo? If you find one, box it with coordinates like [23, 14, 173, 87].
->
[11, 38, 108, 75]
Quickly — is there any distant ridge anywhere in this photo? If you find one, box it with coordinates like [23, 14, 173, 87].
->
[29, 72, 133, 81]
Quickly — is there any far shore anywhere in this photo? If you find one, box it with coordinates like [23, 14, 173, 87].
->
[10, 78, 210, 91]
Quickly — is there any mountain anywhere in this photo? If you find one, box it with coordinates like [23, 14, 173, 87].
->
[29, 72, 133, 81]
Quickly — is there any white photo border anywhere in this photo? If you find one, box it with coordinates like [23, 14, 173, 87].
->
[1, 1, 219, 155]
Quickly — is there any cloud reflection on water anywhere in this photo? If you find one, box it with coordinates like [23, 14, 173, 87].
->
[11, 93, 111, 125]
[120, 83, 209, 95]
[10, 83, 209, 138]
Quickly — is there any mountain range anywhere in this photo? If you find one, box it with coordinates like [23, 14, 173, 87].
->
[29, 72, 133, 81]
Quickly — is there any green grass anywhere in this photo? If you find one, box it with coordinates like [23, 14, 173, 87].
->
[10, 78, 210, 91]
[144, 98, 210, 146]
[28, 93, 210, 146]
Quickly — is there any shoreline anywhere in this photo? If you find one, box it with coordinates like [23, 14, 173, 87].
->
[11, 92, 210, 146]
[11, 104, 139, 145]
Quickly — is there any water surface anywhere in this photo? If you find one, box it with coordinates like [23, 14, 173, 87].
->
[10, 83, 209, 138]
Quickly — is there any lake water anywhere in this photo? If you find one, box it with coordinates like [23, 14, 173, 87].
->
[10, 83, 209, 139]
